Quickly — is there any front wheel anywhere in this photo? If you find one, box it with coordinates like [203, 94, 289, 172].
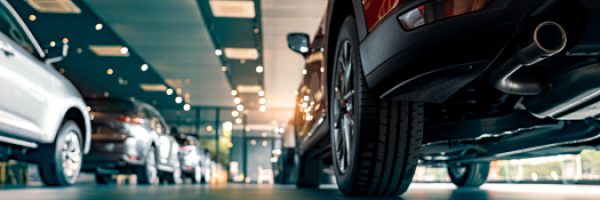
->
[38, 121, 83, 186]
[330, 16, 424, 197]
[447, 162, 490, 188]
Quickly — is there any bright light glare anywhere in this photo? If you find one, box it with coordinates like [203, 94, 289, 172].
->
[175, 96, 183, 104]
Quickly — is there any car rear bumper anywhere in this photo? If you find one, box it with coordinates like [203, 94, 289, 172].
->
[82, 140, 144, 173]
[360, 0, 545, 92]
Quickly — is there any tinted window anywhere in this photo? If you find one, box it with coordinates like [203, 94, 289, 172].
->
[0, 4, 35, 54]
[87, 99, 135, 114]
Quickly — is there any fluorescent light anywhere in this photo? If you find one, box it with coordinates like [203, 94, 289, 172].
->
[224, 48, 258, 60]
[209, 0, 255, 18]
[237, 85, 262, 93]
[89, 45, 130, 57]
[140, 84, 167, 92]
[26, 0, 81, 14]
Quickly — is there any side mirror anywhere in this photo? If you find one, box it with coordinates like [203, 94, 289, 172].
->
[44, 42, 69, 65]
[287, 33, 310, 56]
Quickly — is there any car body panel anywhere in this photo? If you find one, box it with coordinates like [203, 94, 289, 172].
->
[361, 0, 403, 32]
[0, 0, 90, 153]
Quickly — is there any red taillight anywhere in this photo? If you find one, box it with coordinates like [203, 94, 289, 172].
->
[118, 116, 145, 124]
[398, 0, 489, 30]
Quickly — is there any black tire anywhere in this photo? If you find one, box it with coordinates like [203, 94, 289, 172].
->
[163, 168, 180, 185]
[448, 162, 490, 188]
[329, 16, 424, 197]
[38, 121, 83, 186]
[295, 154, 322, 188]
[137, 146, 158, 185]
[95, 174, 113, 185]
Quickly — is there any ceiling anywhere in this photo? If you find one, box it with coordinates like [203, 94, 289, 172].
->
[84, 0, 232, 107]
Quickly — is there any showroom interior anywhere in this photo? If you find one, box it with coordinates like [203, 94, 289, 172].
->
[2, 0, 600, 199]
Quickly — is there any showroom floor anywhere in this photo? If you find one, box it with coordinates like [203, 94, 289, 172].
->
[1, 183, 599, 200]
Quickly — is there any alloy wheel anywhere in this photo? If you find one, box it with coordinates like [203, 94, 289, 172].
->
[61, 131, 82, 179]
[333, 40, 355, 174]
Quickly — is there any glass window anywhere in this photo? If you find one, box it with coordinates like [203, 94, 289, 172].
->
[0, 4, 35, 54]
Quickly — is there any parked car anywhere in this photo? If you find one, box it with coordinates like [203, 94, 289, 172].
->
[288, 0, 600, 197]
[0, 0, 90, 186]
[175, 136, 205, 184]
[82, 98, 180, 185]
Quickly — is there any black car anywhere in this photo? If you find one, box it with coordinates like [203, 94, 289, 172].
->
[288, 0, 600, 197]
[82, 98, 181, 185]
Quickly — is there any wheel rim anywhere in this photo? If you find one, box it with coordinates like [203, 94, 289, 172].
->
[449, 165, 467, 178]
[61, 131, 81, 180]
[146, 149, 158, 184]
[333, 40, 355, 174]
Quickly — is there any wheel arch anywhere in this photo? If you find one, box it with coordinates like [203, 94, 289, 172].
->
[62, 107, 90, 153]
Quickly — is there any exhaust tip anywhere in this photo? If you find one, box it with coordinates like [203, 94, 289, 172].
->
[534, 21, 568, 54]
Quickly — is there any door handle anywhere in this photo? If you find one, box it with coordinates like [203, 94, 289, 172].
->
[0, 43, 14, 57]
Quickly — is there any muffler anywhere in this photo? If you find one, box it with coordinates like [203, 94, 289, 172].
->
[489, 21, 568, 95]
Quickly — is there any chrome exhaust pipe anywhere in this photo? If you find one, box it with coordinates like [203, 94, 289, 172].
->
[489, 21, 568, 95]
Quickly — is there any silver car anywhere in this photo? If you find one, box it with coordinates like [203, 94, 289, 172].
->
[0, 0, 90, 186]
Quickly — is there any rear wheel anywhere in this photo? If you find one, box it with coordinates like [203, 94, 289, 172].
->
[38, 121, 83, 186]
[447, 162, 490, 188]
[137, 146, 159, 185]
[330, 16, 424, 197]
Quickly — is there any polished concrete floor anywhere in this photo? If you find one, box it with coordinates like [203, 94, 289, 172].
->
[1, 183, 600, 200]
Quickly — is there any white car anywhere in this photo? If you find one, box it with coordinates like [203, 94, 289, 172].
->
[0, 0, 90, 186]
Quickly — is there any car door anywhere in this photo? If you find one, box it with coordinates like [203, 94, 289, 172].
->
[0, 2, 51, 141]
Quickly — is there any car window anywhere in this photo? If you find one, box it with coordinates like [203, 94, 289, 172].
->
[0, 4, 35, 54]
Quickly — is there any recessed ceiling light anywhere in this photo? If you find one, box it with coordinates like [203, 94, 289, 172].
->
[209, 0, 255, 18]
[231, 90, 238, 96]
[256, 65, 264, 73]
[106, 68, 114, 75]
[175, 96, 183, 104]
[26, 0, 81, 14]
[95, 23, 103, 30]
[231, 111, 239, 117]
[259, 97, 266, 105]
[28, 14, 36, 21]
[259, 105, 267, 112]
[234, 97, 241, 104]
[183, 104, 191, 111]
[215, 49, 223, 56]
[166, 88, 174, 95]
[221, 66, 228, 72]
[235, 118, 243, 124]
[237, 85, 262, 93]
[224, 48, 258, 60]
[258, 90, 265, 97]
[140, 84, 167, 92]
[89, 45, 130, 57]
[302, 69, 307, 75]
[140, 64, 149, 72]
[236, 104, 244, 112]
[120, 47, 129, 55]
[49, 41, 56, 47]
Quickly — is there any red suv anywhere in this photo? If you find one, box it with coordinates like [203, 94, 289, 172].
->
[288, 0, 600, 197]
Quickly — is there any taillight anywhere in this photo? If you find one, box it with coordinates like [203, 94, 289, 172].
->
[398, 0, 489, 30]
[118, 116, 145, 124]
